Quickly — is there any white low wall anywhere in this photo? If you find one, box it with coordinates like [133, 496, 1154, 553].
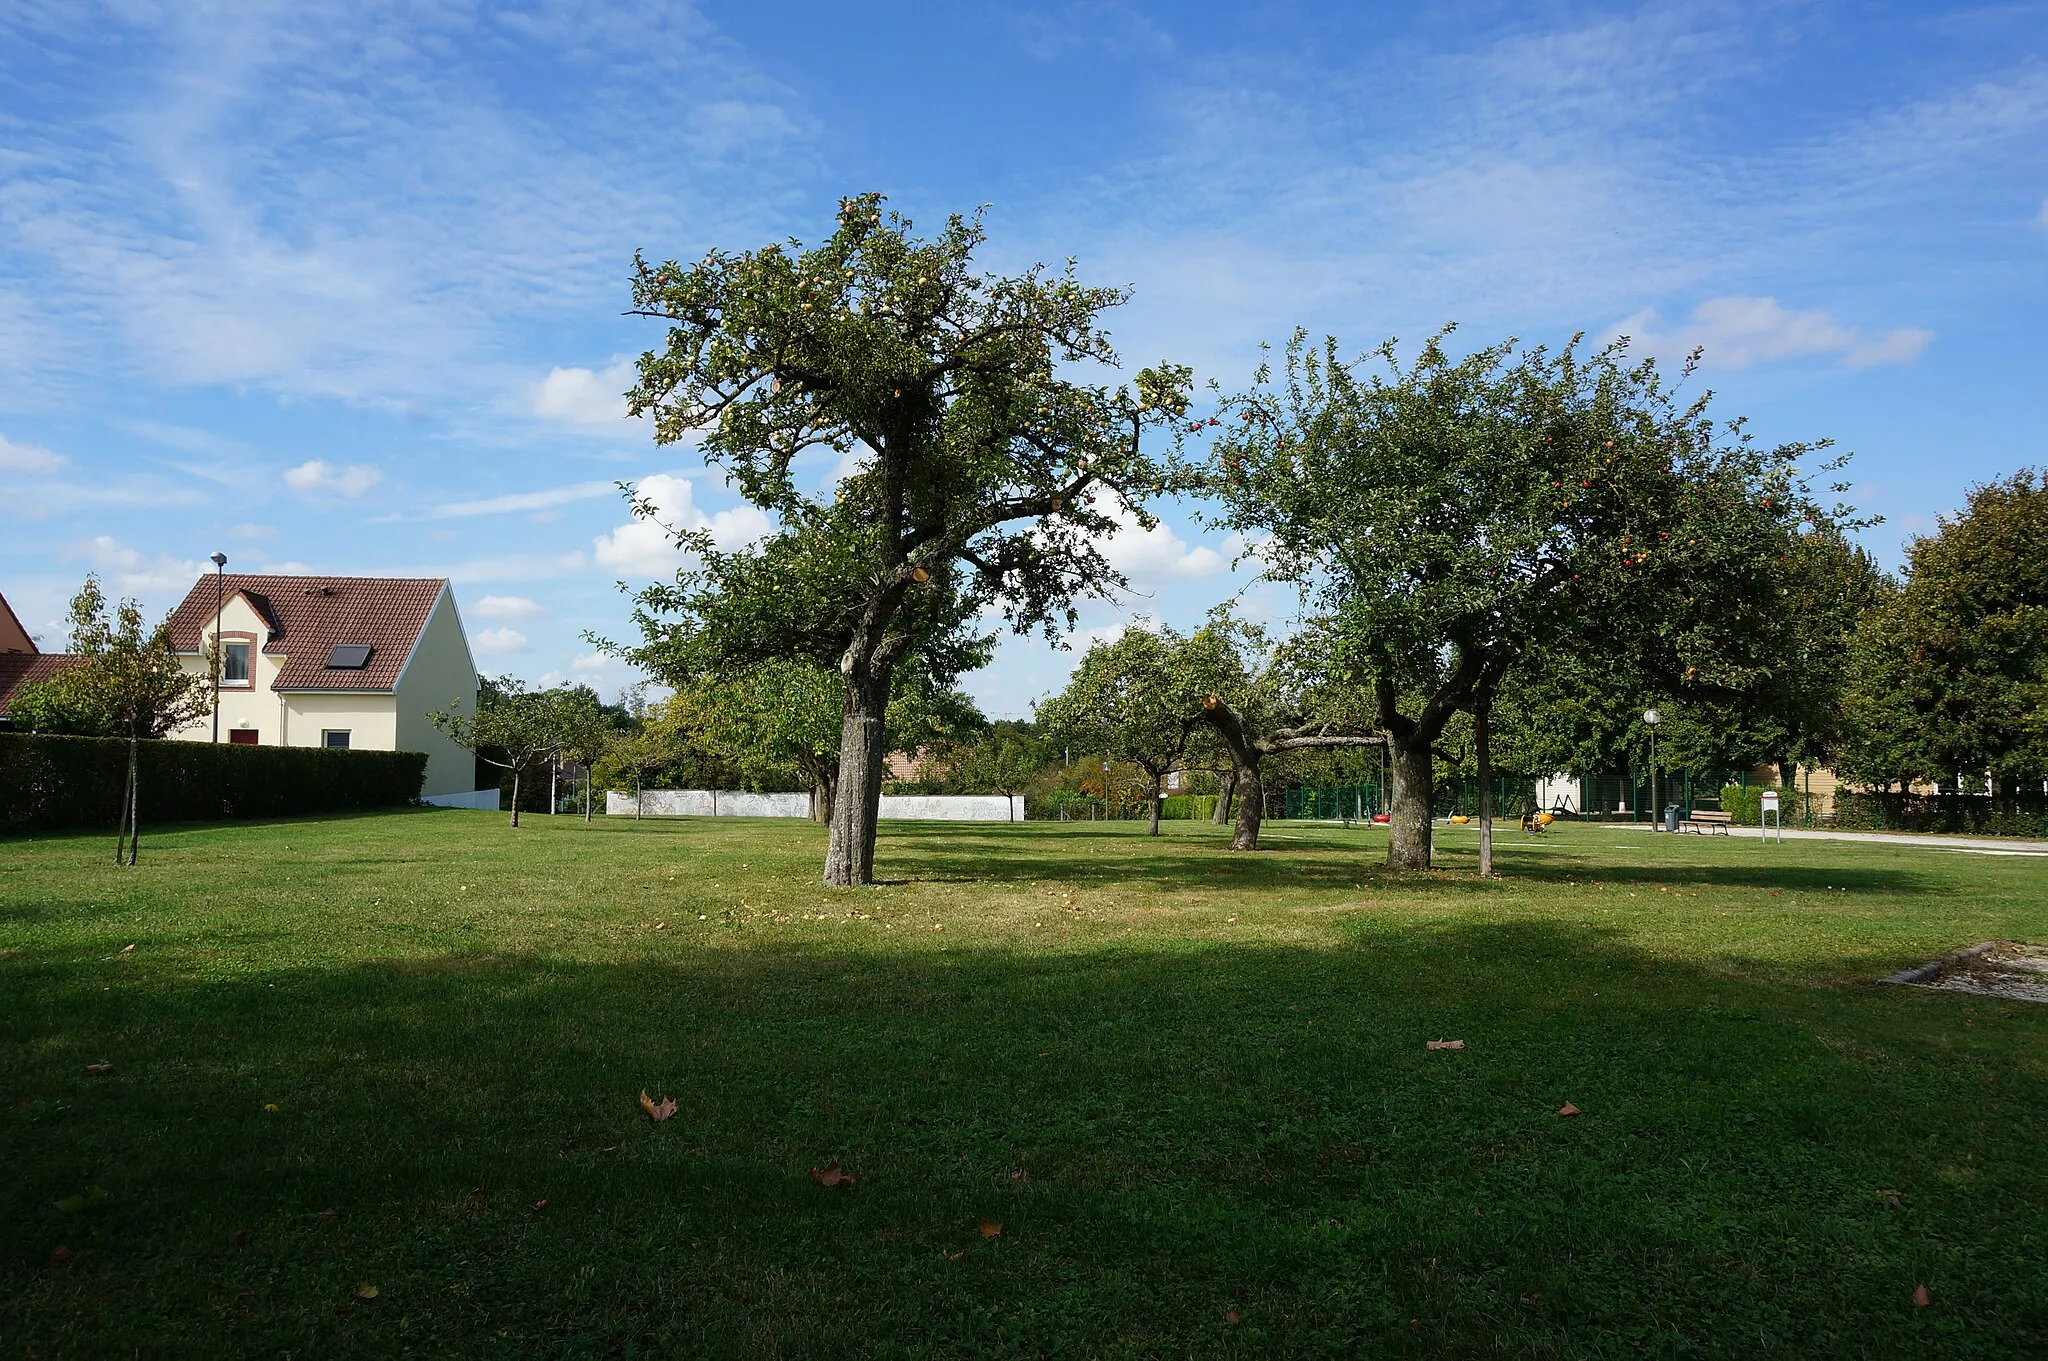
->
[605, 791, 1021, 821]
[607, 790, 814, 818]
[423, 788, 501, 810]
[880, 794, 1019, 822]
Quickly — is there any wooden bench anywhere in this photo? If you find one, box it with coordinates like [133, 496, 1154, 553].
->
[1681, 810, 1732, 835]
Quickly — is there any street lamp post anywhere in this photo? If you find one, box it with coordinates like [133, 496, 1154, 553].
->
[1643, 708, 1661, 829]
[209, 552, 228, 743]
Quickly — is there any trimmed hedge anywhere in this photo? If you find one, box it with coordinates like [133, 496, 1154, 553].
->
[1160, 794, 1218, 820]
[1830, 790, 2048, 839]
[1716, 785, 1811, 826]
[0, 733, 428, 831]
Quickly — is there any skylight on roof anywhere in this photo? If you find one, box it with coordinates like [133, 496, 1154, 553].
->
[326, 644, 374, 669]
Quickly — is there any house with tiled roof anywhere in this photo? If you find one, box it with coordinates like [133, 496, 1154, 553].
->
[161, 574, 484, 800]
[0, 590, 86, 725]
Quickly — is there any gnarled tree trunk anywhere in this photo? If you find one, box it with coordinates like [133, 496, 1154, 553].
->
[1230, 759, 1264, 852]
[1387, 739, 1434, 870]
[1212, 770, 1236, 825]
[1147, 775, 1163, 836]
[824, 659, 892, 886]
[1475, 693, 1494, 878]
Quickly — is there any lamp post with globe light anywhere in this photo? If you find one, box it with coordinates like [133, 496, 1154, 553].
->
[1643, 709, 1661, 828]
[209, 552, 228, 743]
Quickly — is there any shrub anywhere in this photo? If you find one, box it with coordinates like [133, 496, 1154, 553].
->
[1159, 794, 1218, 820]
[0, 734, 427, 831]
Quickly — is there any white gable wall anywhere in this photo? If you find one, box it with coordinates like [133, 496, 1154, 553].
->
[393, 586, 480, 797]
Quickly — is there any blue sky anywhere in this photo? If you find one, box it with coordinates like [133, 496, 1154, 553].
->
[4, 1, 2045, 718]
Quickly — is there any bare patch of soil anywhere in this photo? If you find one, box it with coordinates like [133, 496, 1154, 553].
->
[1886, 941, 2048, 1004]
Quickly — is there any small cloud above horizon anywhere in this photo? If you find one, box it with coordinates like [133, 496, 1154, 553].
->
[533, 358, 642, 429]
[473, 594, 547, 621]
[284, 459, 383, 498]
[474, 627, 532, 654]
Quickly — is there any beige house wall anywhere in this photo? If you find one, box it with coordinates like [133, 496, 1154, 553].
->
[393, 587, 479, 797]
[166, 584, 479, 798]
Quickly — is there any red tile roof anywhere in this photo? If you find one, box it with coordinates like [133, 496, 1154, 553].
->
[164, 575, 451, 692]
[0, 652, 85, 717]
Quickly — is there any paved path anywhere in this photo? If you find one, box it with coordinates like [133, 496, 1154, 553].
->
[1399, 820, 2048, 855]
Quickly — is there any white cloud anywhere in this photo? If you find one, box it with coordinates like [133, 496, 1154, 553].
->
[228, 522, 277, 540]
[67, 535, 206, 593]
[1609, 297, 1931, 370]
[443, 552, 589, 583]
[1097, 504, 1225, 584]
[0, 434, 67, 474]
[571, 651, 608, 672]
[593, 473, 773, 577]
[473, 594, 546, 621]
[283, 459, 383, 497]
[474, 627, 531, 653]
[533, 357, 641, 428]
[426, 481, 616, 518]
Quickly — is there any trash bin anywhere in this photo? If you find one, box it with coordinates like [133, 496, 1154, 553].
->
[1663, 805, 1681, 833]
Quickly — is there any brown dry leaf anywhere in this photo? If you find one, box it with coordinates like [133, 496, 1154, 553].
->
[1913, 1284, 1930, 1308]
[50, 1244, 72, 1265]
[1880, 1189, 1902, 1208]
[355, 1283, 379, 1299]
[944, 1249, 969, 1261]
[655, 922, 666, 931]
[1009, 1168, 1028, 1182]
[1521, 1291, 1541, 1304]
[232, 1228, 249, 1249]
[810, 1161, 856, 1188]
[118, 944, 135, 955]
[978, 1219, 1002, 1238]
[532, 1199, 548, 1211]
[1425, 1040, 1465, 1051]
[638, 1090, 677, 1122]
[1224, 1310, 1241, 1326]
[1557, 1102, 1581, 1117]
[84, 1063, 113, 1076]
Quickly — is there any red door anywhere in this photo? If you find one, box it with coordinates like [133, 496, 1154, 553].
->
[229, 730, 258, 745]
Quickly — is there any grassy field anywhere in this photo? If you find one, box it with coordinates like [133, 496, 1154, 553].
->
[2, 809, 2045, 1358]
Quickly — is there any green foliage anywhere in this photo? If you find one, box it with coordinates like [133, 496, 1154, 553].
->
[1203, 327, 1848, 744]
[12, 576, 209, 740]
[1837, 470, 2048, 790]
[0, 733, 425, 830]
[931, 723, 1050, 796]
[1158, 793, 1217, 820]
[1036, 621, 1200, 785]
[1830, 789, 2048, 837]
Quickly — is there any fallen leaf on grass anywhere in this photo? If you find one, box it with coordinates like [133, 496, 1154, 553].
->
[1880, 1189, 1902, 1208]
[639, 1090, 677, 1122]
[1224, 1310, 1240, 1325]
[355, 1283, 379, 1300]
[809, 1161, 856, 1188]
[531, 1199, 548, 1211]
[84, 1063, 113, 1076]
[1425, 1040, 1464, 1051]
[263, 1103, 279, 1112]
[655, 922, 665, 931]
[1521, 1291, 1541, 1304]
[1557, 1102, 1581, 1117]
[944, 1249, 969, 1261]
[118, 944, 135, 955]
[50, 1245, 71, 1265]
[1913, 1284, 1930, 1307]
[978, 1219, 1002, 1238]
[232, 1229, 249, 1249]
[1009, 1168, 1028, 1182]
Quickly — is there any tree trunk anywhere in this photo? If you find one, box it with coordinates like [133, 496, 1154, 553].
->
[116, 732, 139, 867]
[824, 660, 891, 886]
[1230, 759, 1263, 851]
[509, 769, 521, 828]
[1148, 777, 1163, 836]
[808, 758, 839, 826]
[1387, 739, 1434, 870]
[585, 770, 593, 823]
[1213, 771, 1236, 825]
[1475, 697, 1494, 878]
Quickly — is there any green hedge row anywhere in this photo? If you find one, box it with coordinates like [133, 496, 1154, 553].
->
[1716, 785, 1813, 826]
[1830, 791, 2048, 838]
[1159, 794, 1218, 820]
[0, 733, 428, 831]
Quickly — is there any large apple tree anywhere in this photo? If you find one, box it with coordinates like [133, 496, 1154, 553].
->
[620, 194, 1190, 884]
[1204, 329, 1849, 871]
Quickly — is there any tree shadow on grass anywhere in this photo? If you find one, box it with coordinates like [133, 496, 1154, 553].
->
[4, 921, 2044, 1359]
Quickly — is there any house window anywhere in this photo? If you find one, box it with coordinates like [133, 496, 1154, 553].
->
[322, 730, 351, 749]
[221, 640, 251, 685]
[229, 729, 258, 745]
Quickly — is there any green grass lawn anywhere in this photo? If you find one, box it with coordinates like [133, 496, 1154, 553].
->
[3, 810, 2045, 1358]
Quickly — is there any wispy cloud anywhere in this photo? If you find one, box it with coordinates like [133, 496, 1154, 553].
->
[473, 594, 547, 621]
[473, 627, 532, 654]
[426, 481, 618, 519]
[0, 432, 66, 474]
[1609, 297, 1932, 370]
[66, 534, 205, 594]
[533, 357, 643, 429]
